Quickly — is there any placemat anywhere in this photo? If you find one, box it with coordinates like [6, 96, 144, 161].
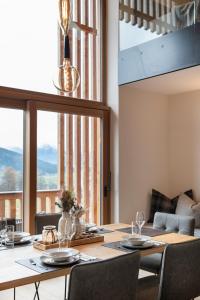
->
[116, 227, 169, 237]
[89, 228, 113, 234]
[102, 241, 163, 253]
[103, 241, 136, 253]
[16, 255, 99, 274]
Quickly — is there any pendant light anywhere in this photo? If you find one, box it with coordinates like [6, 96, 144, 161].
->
[53, 0, 80, 93]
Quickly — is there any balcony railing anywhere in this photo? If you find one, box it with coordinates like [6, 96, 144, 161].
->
[0, 190, 60, 219]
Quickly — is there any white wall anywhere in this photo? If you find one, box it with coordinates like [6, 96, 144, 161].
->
[169, 91, 200, 200]
[119, 87, 169, 223]
[119, 87, 200, 223]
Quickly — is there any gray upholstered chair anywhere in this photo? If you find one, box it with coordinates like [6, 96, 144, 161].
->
[68, 252, 140, 300]
[140, 212, 195, 274]
[35, 213, 61, 234]
[137, 239, 200, 300]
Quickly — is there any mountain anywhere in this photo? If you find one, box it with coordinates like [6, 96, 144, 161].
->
[37, 145, 57, 164]
[0, 147, 57, 175]
[11, 145, 57, 164]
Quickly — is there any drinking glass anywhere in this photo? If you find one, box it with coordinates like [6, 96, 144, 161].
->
[5, 225, 15, 249]
[136, 211, 145, 236]
[0, 218, 7, 248]
[65, 216, 76, 248]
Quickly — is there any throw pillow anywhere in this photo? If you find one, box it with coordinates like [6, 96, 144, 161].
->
[176, 193, 200, 228]
[148, 189, 193, 223]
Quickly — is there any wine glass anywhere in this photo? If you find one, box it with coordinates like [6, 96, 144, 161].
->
[0, 218, 7, 248]
[65, 217, 76, 248]
[136, 211, 145, 237]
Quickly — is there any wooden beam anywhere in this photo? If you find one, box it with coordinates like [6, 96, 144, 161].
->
[0, 86, 109, 112]
[24, 101, 37, 234]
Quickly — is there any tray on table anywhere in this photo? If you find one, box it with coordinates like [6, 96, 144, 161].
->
[33, 234, 104, 251]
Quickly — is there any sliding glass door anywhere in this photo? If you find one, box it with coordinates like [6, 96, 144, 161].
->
[36, 109, 102, 225]
[0, 108, 24, 229]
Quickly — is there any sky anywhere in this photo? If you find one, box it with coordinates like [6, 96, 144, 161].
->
[0, 0, 59, 149]
[0, 0, 58, 94]
[0, 109, 57, 148]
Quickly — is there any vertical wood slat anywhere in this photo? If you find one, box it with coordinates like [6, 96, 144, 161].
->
[96, 0, 101, 101]
[130, 0, 137, 25]
[10, 200, 16, 218]
[58, 113, 65, 189]
[143, 0, 149, 29]
[124, 0, 131, 22]
[77, 0, 82, 99]
[76, 115, 81, 202]
[171, 0, 176, 28]
[119, 0, 125, 21]
[137, 0, 143, 27]
[93, 118, 98, 223]
[92, 0, 98, 222]
[72, 0, 78, 99]
[0, 200, 5, 218]
[166, 0, 171, 30]
[155, 0, 161, 34]
[65, 114, 73, 190]
[24, 101, 37, 234]
[83, 116, 90, 222]
[161, 0, 166, 33]
[96, 118, 101, 225]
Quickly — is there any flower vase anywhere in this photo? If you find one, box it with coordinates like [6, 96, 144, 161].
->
[58, 212, 71, 239]
[74, 217, 82, 239]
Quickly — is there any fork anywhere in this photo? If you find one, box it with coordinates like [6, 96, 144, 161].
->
[29, 258, 48, 270]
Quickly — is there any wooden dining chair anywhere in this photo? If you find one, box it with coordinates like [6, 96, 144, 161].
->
[140, 212, 195, 274]
[67, 252, 140, 300]
[137, 239, 200, 300]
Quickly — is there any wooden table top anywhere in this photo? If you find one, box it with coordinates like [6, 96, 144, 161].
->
[0, 223, 197, 291]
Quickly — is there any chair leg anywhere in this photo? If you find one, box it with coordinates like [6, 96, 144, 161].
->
[13, 287, 16, 300]
[33, 282, 40, 300]
[64, 276, 67, 300]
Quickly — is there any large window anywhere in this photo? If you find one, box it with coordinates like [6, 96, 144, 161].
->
[0, 1, 108, 233]
[0, 0, 102, 101]
[0, 108, 24, 228]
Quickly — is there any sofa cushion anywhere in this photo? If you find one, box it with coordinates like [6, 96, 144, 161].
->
[176, 193, 200, 228]
[148, 189, 193, 223]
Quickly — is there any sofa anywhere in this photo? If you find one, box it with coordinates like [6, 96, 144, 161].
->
[148, 189, 200, 237]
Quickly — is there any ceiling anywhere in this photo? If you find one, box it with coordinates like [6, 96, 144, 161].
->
[124, 65, 200, 96]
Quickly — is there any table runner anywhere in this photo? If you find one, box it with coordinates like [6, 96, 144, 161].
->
[116, 227, 169, 237]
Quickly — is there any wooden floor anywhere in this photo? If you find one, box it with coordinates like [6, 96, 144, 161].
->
[0, 271, 200, 299]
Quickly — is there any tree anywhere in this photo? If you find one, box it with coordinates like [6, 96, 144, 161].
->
[0, 167, 17, 192]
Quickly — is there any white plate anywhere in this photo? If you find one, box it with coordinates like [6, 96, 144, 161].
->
[85, 223, 96, 229]
[40, 255, 80, 266]
[14, 236, 32, 245]
[44, 248, 80, 262]
[13, 232, 30, 242]
[120, 240, 154, 250]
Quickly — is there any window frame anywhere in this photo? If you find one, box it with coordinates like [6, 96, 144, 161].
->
[0, 86, 110, 233]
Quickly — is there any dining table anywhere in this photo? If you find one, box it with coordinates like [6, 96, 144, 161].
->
[0, 223, 197, 295]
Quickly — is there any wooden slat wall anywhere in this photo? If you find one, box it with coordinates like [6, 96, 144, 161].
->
[119, 0, 195, 35]
[59, 0, 101, 225]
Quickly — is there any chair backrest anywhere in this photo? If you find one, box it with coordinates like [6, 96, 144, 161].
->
[158, 239, 200, 300]
[68, 252, 140, 300]
[35, 213, 61, 234]
[153, 212, 195, 236]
